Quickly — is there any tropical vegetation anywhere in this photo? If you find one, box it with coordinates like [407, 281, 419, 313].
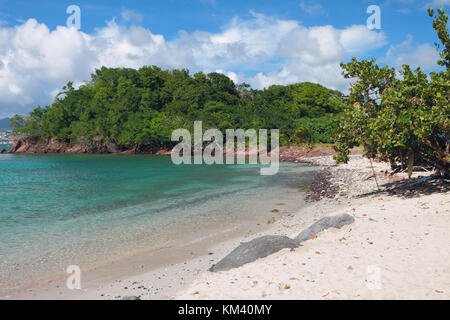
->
[334, 8, 449, 177]
[10, 69, 344, 149]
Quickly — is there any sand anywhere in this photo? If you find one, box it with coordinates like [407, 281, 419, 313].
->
[176, 192, 449, 300]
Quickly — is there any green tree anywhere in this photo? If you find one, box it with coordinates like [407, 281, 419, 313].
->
[12, 62, 345, 151]
[334, 8, 449, 177]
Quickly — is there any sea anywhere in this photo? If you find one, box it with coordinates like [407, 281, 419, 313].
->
[0, 154, 318, 292]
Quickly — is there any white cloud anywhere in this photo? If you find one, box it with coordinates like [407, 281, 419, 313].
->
[299, 2, 327, 16]
[0, 11, 389, 117]
[385, 35, 440, 70]
[250, 62, 346, 90]
[340, 25, 388, 53]
[215, 69, 240, 83]
[121, 9, 144, 23]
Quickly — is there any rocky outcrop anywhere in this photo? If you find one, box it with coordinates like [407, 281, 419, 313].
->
[278, 146, 337, 162]
[9, 136, 123, 154]
[119, 145, 172, 155]
[8, 137, 339, 159]
[8, 136, 178, 155]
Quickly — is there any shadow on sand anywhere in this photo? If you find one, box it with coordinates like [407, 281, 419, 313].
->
[357, 175, 449, 199]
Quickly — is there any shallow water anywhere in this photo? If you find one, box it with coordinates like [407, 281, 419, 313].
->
[0, 154, 317, 290]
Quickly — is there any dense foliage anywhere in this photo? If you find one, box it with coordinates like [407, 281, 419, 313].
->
[334, 8, 450, 177]
[11, 68, 344, 149]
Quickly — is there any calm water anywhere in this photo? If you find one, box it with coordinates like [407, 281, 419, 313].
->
[0, 154, 317, 290]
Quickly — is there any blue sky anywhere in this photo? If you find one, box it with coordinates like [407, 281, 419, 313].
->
[0, 0, 448, 117]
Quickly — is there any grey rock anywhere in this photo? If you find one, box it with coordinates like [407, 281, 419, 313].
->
[106, 141, 120, 154]
[295, 214, 354, 243]
[209, 214, 355, 272]
[209, 235, 298, 272]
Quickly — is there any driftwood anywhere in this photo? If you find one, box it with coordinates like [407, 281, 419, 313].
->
[209, 214, 355, 272]
[363, 172, 376, 181]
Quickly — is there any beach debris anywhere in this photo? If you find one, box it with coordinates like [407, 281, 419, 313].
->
[209, 214, 355, 272]
[121, 296, 141, 300]
[363, 172, 376, 181]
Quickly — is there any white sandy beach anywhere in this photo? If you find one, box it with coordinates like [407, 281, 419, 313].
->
[176, 156, 450, 300]
[3, 155, 449, 300]
[176, 191, 449, 299]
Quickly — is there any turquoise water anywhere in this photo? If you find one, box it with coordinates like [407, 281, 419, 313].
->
[0, 154, 316, 290]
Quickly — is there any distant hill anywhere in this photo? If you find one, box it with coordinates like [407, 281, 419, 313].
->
[0, 118, 10, 129]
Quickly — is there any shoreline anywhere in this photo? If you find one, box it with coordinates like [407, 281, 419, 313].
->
[1, 161, 319, 300]
[176, 156, 450, 300]
[7, 135, 340, 158]
[3, 192, 321, 300]
[3, 154, 447, 300]
[0, 154, 382, 300]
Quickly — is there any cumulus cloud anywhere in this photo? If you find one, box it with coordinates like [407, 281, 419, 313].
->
[0, 11, 389, 117]
[0, 19, 96, 117]
[385, 35, 440, 70]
